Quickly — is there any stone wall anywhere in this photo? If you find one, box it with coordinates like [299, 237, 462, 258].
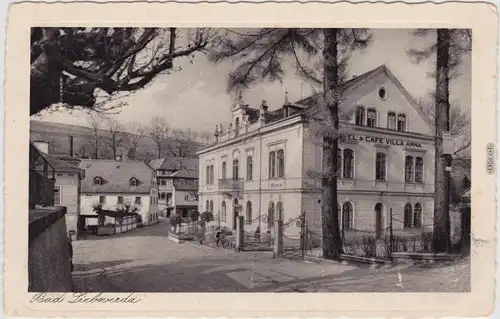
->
[28, 207, 73, 292]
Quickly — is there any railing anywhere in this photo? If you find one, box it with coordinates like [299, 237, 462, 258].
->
[29, 143, 55, 208]
[218, 178, 244, 190]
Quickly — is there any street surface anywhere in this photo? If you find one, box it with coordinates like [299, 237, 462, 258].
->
[72, 220, 470, 292]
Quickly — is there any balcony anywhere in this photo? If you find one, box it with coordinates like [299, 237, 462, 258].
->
[29, 143, 55, 209]
[218, 178, 244, 191]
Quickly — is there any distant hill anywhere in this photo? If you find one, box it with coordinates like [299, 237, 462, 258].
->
[30, 120, 206, 160]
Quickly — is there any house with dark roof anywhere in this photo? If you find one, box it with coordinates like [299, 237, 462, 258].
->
[78, 159, 159, 231]
[149, 157, 199, 218]
[197, 64, 438, 237]
[33, 140, 85, 240]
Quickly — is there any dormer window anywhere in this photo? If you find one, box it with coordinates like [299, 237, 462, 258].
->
[93, 177, 103, 186]
[130, 178, 139, 187]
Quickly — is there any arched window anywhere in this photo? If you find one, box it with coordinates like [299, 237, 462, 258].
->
[232, 159, 239, 180]
[221, 201, 226, 221]
[375, 153, 386, 181]
[246, 156, 253, 180]
[415, 157, 424, 183]
[404, 203, 413, 228]
[205, 166, 210, 184]
[210, 165, 214, 184]
[246, 201, 252, 223]
[337, 203, 342, 227]
[342, 202, 353, 230]
[413, 203, 422, 228]
[210, 200, 214, 213]
[221, 162, 227, 179]
[374, 203, 383, 238]
[235, 118, 240, 136]
[277, 149, 285, 178]
[405, 156, 414, 182]
[269, 151, 276, 178]
[268, 201, 275, 227]
[367, 108, 377, 127]
[337, 151, 342, 176]
[387, 112, 396, 130]
[397, 114, 407, 131]
[276, 201, 283, 221]
[355, 106, 365, 125]
[343, 149, 354, 179]
[206, 200, 210, 212]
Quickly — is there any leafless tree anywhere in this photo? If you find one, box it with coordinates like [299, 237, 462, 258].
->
[30, 27, 218, 115]
[168, 128, 197, 157]
[125, 122, 146, 160]
[149, 116, 169, 159]
[104, 119, 127, 159]
[87, 113, 106, 159]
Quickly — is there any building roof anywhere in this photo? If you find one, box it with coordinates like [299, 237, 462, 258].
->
[171, 168, 198, 179]
[79, 159, 154, 194]
[37, 152, 85, 177]
[149, 156, 199, 172]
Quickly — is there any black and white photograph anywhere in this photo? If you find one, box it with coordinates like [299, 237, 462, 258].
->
[3, 1, 497, 317]
[28, 26, 473, 293]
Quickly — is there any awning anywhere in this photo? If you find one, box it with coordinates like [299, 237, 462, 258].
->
[96, 209, 139, 218]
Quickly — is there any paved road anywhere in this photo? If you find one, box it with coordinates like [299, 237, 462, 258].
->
[72, 220, 470, 292]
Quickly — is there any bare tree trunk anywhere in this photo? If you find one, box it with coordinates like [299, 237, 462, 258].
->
[433, 29, 452, 253]
[322, 28, 342, 259]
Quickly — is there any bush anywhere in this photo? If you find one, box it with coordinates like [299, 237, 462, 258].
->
[359, 235, 377, 257]
[170, 213, 182, 227]
[190, 211, 200, 222]
[200, 211, 214, 223]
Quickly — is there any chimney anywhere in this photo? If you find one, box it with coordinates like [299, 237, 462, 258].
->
[34, 141, 49, 154]
[69, 136, 74, 157]
[261, 100, 268, 113]
[214, 125, 219, 143]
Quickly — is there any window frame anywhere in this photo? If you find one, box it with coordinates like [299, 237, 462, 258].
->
[342, 202, 353, 230]
[117, 196, 124, 205]
[343, 148, 354, 179]
[397, 113, 407, 132]
[404, 203, 413, 228]
[415, 157, 424, 183]
[246, 155, 253, 180]
[413, 203, 423, 228]
[277, 149, 285, 178]
[355, 106, 365, 126]
[99, 195, 106, 205]
[405, 156, 414, 183]
[387, 112, 397, 130]
[54, 185, 61, 205]
[221, 201, 227, 221]
[367, 108, 377, 127]
[135, 196, 142, 205]
[232, 159, 239, 180]
[375, 152, 387, 181]
[245, 201, 252, 223]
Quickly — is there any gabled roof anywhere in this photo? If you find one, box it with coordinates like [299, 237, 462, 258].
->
[149, 156, 199, 171]
[79, 159, 154, 194]
[171, 168, 198, 179]
[38, 153, 85, 177]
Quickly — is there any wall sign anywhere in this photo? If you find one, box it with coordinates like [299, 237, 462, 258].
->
[345, 134, 422, 148]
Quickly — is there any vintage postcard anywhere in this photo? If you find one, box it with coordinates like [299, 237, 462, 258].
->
[3, 1, 498, 318]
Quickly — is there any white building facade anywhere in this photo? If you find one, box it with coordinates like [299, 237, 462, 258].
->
[197, 65, 436, 238]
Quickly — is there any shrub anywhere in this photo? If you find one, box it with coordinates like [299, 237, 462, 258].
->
[190, 211, 200, 222]
[359, 235, 377, 257]
[420, 231, 433, 252]
[200, 211, 214, 223]
[170, 213, 182, 227]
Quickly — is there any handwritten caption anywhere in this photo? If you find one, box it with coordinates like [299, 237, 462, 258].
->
[30, 293, 142, 304]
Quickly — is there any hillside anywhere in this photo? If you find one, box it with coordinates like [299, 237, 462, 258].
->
[30, 120, 206, 160]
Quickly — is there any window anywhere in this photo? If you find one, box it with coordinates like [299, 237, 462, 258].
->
[277, 149, 285, 178]
[378, 87, 387, 99]
[160, 192, 166, 200]
[247, 156, 253, 180]
[337, 151, 342, 176]
[135, 197, 142, 205]
[268, 201, 275, 226]
[205, 165, 210, 184]
[387, 112, 396, 130]
[117, 196, 124, 204]
[337, 203, 342, 227]
[210, 200, 214, 213]
[405, 156, 414, 182]
[221, 201, 227, 221]
[235, 118, 240, 136]
[246, 201, 252, 223]
[209, 165, 214, 184]
[166, 193, 172, 204]
[404, 203, 413, 228]
[99, 195, 106, 204]
[54, 186, 61, 205]
[222, 162, 227, 179]
[179, 179, 185, 185]
[130, 178, 138, 187]
[276, 201, 283, 221]
[93, 177, 103, 186]
[343, 149, 354, 179]
[166, 179, 173, 186]
[342, 202, 353, 230]
[269, 151, 276, 178]
[375, 153, 386, 181]
[232, 159, 239, 180]
[206, 200, 209, 212]
[160, 179, 166, 186]
[413, 203, 422, 228]
[367, 108, 377, 127]
[397, 114, 407, 131]
[415, 157, 424, 183]
[185, 195, 189, 201]
[355, 106, 365, 125]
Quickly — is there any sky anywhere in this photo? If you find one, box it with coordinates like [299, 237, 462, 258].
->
[35, 29, 471, 135]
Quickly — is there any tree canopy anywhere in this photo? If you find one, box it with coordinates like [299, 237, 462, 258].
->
[30, 27, 216, 115]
